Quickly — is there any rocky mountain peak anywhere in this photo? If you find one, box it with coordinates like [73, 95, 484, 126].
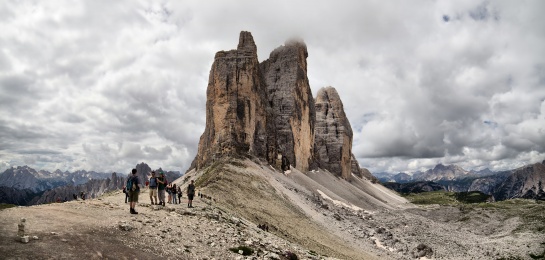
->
[314, 87, 353, 179]
[494, 162, 545, 200]
[237, 31, 257, 54]
[193, 31, 273, 170]
[192, 32, 362, 178]
[261, 37, 315, 172]
[134, 162, 152, 186]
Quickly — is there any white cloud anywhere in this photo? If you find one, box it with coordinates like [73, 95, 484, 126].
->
[0, 0, 544, 174]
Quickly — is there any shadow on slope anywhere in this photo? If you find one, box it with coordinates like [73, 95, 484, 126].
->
[181, 157, 413, 259]
[183, 158, 377, 260]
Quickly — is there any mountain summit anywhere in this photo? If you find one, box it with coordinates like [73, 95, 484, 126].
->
[190, 31, 364, 180]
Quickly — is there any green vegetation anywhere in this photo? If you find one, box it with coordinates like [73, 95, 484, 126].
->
[0, 203, 17, 210]
[403, 190, 491, 205]
[229, 246, 254, 256]
[195, 160, 224, 188]
[404, 191, 545, 233]
[403, 190, 459, 205]
[454, 191, 491, 203]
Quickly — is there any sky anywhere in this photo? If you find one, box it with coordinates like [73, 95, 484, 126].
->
[1, 0, 544, 174]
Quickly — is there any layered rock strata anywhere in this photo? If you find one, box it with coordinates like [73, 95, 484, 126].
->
[192, 31, 365, 179]
[194, 32, 275, 169]
[261, 40, 315, 172]
[313, 87, 353, 179]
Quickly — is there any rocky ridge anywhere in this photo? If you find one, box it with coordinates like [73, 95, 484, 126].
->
[0, 163, 182, 206]
[493, 161, 545, 200]
[0, 166, 111, 192]
[378, 162, 545, 201]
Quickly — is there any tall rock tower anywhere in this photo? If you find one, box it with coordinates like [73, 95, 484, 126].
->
[194, 31, 274, 169]
[191, 32, 363, 180]
[261, 40, 316, 172]
[314, 87, 353, 180]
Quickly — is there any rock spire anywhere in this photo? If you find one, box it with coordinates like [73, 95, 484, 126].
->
[314, 87, 353, 179]
[261, 39, 316, 172]
[194, 31, 274, 170]
[191, 31, 364, 180]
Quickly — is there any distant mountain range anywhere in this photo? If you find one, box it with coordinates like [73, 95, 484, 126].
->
[375, 161, 545, 201]
[0, 166, 112, 192]
[0, 163, 182, 206]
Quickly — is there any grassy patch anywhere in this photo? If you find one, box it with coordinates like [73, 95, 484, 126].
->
[0, 203, 17, 210]
[195, 161, 224, 188]
[228, 159, 246, 168]
[404, 190, 491, 205]
[229, 246, 254, 256]
[454, 191, 491, 203]
[405, 192, 545, 233]
[487, 200, 545, 233]
[403, 191, 459, 205]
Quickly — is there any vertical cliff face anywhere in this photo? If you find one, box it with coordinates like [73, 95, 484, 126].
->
[195, 31, 273, 169]
[493, 162, 545, 200]
[192, 32, 361, 179]
[314, 87, 353, 179]
[261, 40, 315, 172]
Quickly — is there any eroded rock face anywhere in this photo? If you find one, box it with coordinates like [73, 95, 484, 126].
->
[314, 87, 353, 179]
[194, 31, 274, 169]
[351, 154, 379, 182]
[192, 32, 359, 177]
[261, 40, 315, 172]
[493, 162, 545, 200]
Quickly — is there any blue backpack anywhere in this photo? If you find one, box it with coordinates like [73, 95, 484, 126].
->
[126, 177, 137, 192]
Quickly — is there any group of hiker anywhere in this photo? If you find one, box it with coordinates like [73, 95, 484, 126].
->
[124, 169, 196, 214]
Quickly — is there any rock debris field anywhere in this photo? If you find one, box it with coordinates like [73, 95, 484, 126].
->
[0, 190, 334, 260]
[0, 174, 544, 259]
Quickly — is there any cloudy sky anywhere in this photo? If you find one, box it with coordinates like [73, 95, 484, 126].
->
[1, 0, 544, 174]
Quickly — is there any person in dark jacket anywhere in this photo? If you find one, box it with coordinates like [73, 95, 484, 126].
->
[128, 168, 140, 214]
[187, 180, 195, 208]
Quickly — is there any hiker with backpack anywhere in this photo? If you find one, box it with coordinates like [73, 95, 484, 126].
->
[122, 186, 129, 203]
[177, 185, 183, 204]
[187, 180, 195, 208]
[127, 168, 141, 214]
[148, 171, 158, 205]
[171, 184, 178, 204]
[166, 183, 172, 204]
[157, 172, 167, 206]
